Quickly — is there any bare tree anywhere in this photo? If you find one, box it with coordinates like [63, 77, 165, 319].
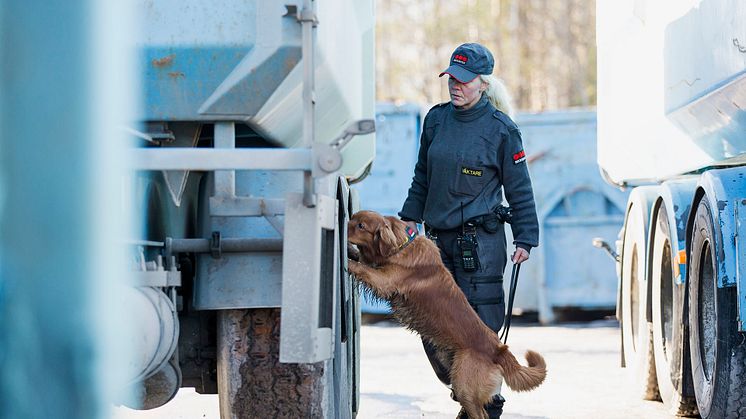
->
[375, 0, 596, 112]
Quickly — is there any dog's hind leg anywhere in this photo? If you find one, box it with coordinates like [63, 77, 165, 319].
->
[450, 352, 492, 419]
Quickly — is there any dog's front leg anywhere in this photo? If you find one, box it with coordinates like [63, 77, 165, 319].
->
[347, 261, 400, 298]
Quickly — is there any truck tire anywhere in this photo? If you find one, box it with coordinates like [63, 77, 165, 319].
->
[650, 204, 697, 415]
[688, 198, 746, 418]
[217, 308, 325, 419]
[621, 200, 659, 400]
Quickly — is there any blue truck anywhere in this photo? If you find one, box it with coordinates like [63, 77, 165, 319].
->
[596, 1, 746, 416]
[124, 1, 375, 417]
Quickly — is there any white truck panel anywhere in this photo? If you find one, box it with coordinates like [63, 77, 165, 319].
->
[597, 0, 745, 184]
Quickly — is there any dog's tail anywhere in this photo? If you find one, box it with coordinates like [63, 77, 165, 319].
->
[494, 347, 546, 392]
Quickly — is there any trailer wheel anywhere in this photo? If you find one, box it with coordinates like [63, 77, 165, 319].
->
[688, 198, 746, 419]
[215, 290, 357, 418]
[215, 184, 358, 419]
[650, 204, 697, 415]
[216, 309, 325, 419]
[621, 200, 659, 400]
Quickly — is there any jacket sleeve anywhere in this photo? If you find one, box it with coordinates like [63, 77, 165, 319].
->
[398, 109, 436, 222]
[499, 126, 539, 251]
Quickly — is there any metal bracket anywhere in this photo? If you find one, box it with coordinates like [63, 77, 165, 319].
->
[123, 125, 176, 145]
[209, 197, 284, 217]
[210, 232, 222, 259]
[284, 5, 318, 26]
[329, 119, 376, 150]
[132, 254, 182, 287]
[129, 148, 313, 171]
[313, 119, 376, 175]
[133, 270, 182, 287]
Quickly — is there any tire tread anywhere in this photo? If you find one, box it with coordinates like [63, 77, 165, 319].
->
[725, 336, 746, 418]
[220, 309, 325, 419]
[643, 329, 661, 401]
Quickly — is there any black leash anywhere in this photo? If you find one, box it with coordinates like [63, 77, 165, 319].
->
[499, 262, 521, 343]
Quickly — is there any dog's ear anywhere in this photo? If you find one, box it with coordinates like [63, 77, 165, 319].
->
[375, 219, 398, 257]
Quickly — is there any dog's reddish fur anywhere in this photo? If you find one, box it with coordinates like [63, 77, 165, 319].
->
[347, 210, 546, 419]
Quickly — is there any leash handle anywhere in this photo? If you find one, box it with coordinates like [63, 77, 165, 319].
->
[499, 263, 520, 343]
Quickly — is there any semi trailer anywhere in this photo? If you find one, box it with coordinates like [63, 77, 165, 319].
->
[123, 1, 375, 418]
[596, 0, 746, 417]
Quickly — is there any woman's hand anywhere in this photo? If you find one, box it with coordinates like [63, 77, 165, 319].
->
[512, 247, 529, 264]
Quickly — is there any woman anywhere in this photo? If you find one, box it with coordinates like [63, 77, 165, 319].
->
[399, 43, 539, 418]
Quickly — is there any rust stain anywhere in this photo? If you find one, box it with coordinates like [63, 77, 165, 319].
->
[168, 71, 185, 79]
[284, 55, 300, 73]
[152, 54, 175, 68]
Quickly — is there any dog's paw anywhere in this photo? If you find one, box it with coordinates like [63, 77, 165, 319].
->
[347, 260, 364, 276]
[347, 243, 360, 261]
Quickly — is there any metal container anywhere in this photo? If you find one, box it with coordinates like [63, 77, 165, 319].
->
[136, 0, 375, 177]
[510, 110, 628, 323]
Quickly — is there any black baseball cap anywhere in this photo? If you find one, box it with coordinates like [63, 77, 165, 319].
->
[439, 43, 494, 83]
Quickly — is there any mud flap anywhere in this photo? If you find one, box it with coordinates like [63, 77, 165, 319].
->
[280, 192, 337, 363]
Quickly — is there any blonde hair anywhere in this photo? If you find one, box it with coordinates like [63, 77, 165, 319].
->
[480, 74, 514, 118]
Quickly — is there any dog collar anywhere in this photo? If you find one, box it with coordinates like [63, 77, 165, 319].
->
[396, 226, 418, 252]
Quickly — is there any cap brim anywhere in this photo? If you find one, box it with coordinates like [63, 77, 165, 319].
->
[438, 65, 478, 83]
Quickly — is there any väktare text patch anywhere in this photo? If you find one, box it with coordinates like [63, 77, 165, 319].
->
[461, 166, 483, 177]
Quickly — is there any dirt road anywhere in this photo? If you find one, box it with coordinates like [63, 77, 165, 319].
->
[114, 319, 672, 419]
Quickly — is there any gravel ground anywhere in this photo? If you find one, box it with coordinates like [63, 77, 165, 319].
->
[113, 319, 672, 419]
[357, 318, 670, 419]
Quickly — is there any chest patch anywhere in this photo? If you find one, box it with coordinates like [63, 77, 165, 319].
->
[461, 166, 483, 177]
[513, 150, 526, 164]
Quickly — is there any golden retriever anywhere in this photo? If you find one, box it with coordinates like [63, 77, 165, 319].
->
[347, 210, 546, 419]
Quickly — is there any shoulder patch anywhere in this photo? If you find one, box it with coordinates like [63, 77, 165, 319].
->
[512, 150, 526, 164]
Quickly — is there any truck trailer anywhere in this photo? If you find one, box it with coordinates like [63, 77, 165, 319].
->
[123, 1, 375, 418]
[596, 0, 746, 417]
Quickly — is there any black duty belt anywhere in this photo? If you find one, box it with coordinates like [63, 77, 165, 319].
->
[426, 205, 512, 238]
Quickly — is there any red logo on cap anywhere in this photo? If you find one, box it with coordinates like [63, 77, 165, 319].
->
[453, 54, 468, 65]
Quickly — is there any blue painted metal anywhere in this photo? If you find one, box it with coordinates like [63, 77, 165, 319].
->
[514, 111, 628, 317]
[692, 167, 746, 290]
[688, 166, 746, 331]
[665, 73, 746, 165]
[738, 198, 746, 331]
[0, 0, 134, 416]
[664, 0, 746, 164]
[655, 178, 698, 285]
[194, 171, 302, 309]
[135, 0, 378, 180]
[357, 103, 421, 217]
[137, 0, 299, 121]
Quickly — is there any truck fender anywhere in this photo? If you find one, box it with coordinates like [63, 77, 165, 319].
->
[650, 178, 698, 287]
[686, 167, 746, 289]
